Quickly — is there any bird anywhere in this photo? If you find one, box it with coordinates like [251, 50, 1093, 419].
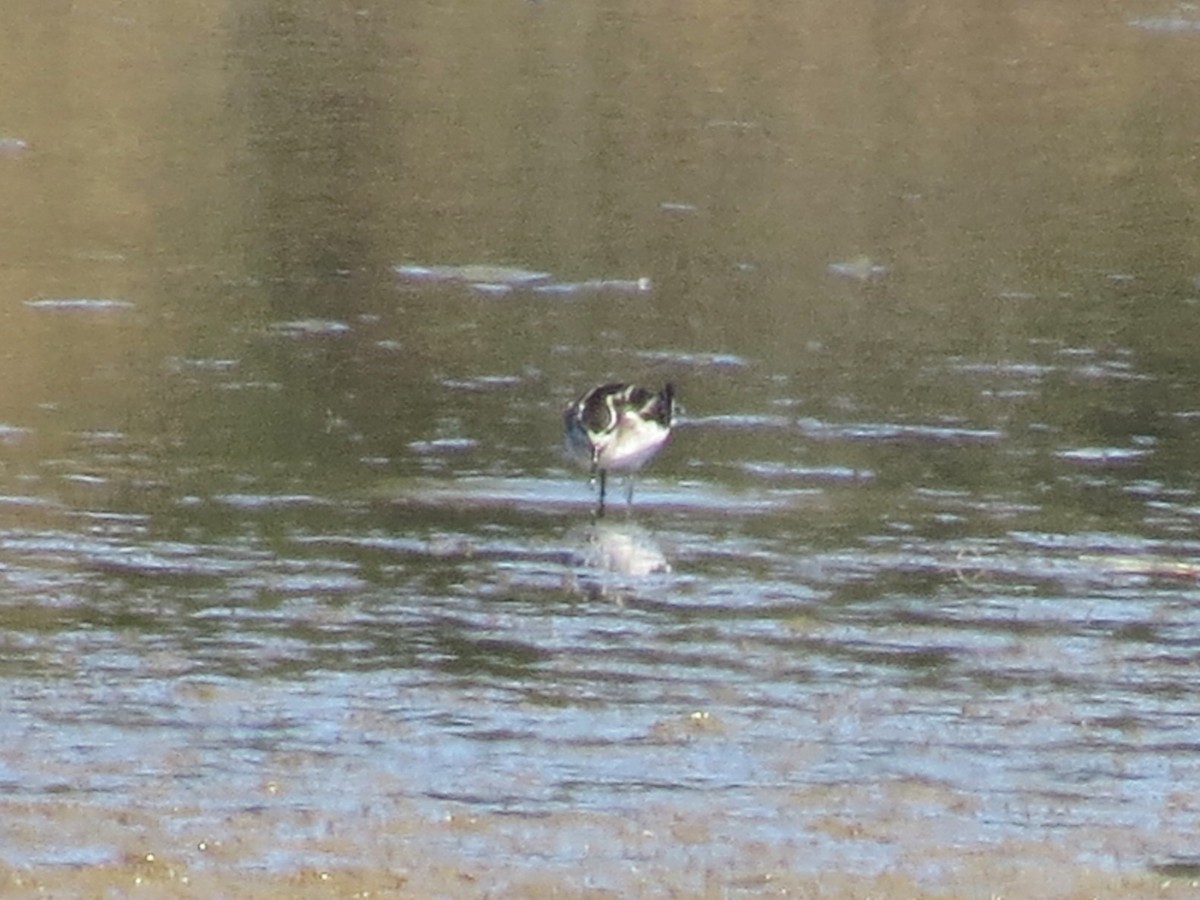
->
[563, 382, 675, 515]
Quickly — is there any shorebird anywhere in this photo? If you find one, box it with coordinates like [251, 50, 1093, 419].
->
[563, 382, 675, 515]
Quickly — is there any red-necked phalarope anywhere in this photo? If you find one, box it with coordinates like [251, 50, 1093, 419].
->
[563, 382, 675, 515]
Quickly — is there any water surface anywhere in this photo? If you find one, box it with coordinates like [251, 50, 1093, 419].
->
[3, 0, 1200, 892]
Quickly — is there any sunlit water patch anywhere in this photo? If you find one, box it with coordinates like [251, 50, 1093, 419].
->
[798, 418, 1005, 445]
[393, 262, 652, 299]
[685, 413, 793, 430]
[1056, 446, 1154, 466]
[394, 263, 553, 285]
[375, 475, 802, 517]
[532, 278, 651, 296]
[827, 257, 890, 280]
[1129, 14, 1200, 32]
[265, 319, 352, 337]
[24, 298, 135, 312]
[738, 460, 873, 483]
[0, 136, 29, 155]
[440, 374, 525, 391]
[634, 349, 750, 370]
[0, 424, 32, 445]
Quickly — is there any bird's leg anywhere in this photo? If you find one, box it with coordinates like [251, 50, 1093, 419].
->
[589, 448, 608, 518]
[625, 476, 635, 507]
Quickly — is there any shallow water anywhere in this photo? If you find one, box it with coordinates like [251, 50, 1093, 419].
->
[3, 0, 1200, 890]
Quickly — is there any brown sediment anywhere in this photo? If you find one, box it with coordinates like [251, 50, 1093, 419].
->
[0, 798, 1185, 899]
[0, 854, 1177, 899]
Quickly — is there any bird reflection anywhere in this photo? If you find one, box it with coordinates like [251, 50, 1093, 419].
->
[568, 520, 671, 577]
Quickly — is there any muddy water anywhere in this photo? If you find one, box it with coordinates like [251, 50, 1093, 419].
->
[3, 0, 1200, 890]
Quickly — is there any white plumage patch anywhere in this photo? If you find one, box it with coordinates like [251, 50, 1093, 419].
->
[563, 382, 675, 474]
